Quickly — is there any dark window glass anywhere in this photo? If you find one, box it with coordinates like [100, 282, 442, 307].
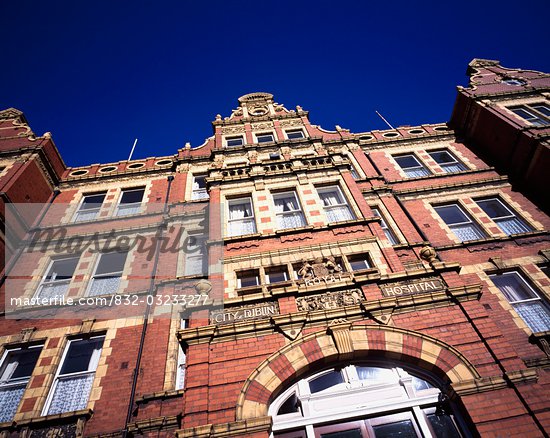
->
[476, 199, 511, 218]
[96, 252, 127, 275]
[434, 205, 469, 225]
[237, 271, 259, 288]
[427, 413, 461, 438]
[257, 133, 274, 143]
[372, 420, 417, 438]
[60, 338, 104, 375]
[349, 256, 371, 271]
[46, 258, 79, 281]
[309, 370, 344, 393]
[429, 151, 455, 164]
[226, 136, 244, 146]
[120, 188, 144, 204]
[320, 430, 363, 438]
[278, 392, 300, 415]
[81, 193, 106, 210]
[267, 267, 289, 283]
[287, 130, 305, 139]
[394, 155, 421, 169]
[0, 349, 41, 380]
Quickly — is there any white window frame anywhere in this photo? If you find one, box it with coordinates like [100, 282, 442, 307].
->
[434, 203, 486, 242]
[115, 187, 145, 216]
[427, 150, 467, 173]
[73, 192, 107, 222]
[236, 270, 260, 289]
[176, 344, 186, 390]
[317, 185, 355, 224]
[475, 197, 532, 235]
[489, 271, 550, 333]
[184, 235, 207, 276]
[347, 254, 372, 271]
[285, 129, 305, 140]
[269, 364, 459, 438]
[508, 103, 550, 126]
[42, 336, 104, 416]
[255, 132, 275, 144]
[227, 197, 257, 237]
[393, 154, 431, 178]
[266, 266, 290, 284]
[272, 191, 307, 230]
[371, 207, 399, 245]
[225, 135, 245, 147]
[191, 175, 209, 200]
[0, 345, 42, 422]
[87, 252, 128, 297]
[34, 256, 79, 300]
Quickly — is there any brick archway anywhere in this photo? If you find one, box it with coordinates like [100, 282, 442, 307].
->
[236, 324, 480, 420]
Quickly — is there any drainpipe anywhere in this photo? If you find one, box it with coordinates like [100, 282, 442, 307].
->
[122, 175, 174, 438]
[0, 187, 61, 288]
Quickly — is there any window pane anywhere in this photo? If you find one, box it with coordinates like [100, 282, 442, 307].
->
[229, 200, 253, 219]
[404, 167, 430, 178]
[372, 420, 418, 438]
[81, 193, 106, 209]
[277, 392, 300, 415]
[226, 136, 244, 146]
[426, 413, 461, 438]
[411, 376, 433, 391]
[120, 188, 144, 204]
[451, 224, 485, 241]
[0, 349, 41, 381]
[356, 367, 396, 384]
[491, 273, 536, 301]
[267, 268, 289, 283]
[441, 163, 466, 173]
[237, 271, 259, 288]
[434, 205, 469, 225]
[395, 155, 421, 169]
[476, 199, 511, 218]
[287, 130, 304, 139]
[349, 258, 370, 271]
[430, 151, 455, 164]
[257, 134, 274, 143]
[60, 338, 104, 375]
[514, 302, 550, 332]
[0, 384, 26, 422]
[496, 217, 531, 234]
[274, 195, 299, 212]
[47, 373, 95, 415]
[95, 252, 127, 275]
[309, 370, 344, 393]
[46, 259, 78, 282]
[319, 190, 343, 206]
[532, 104, 550, 117]
[320, 430, 363, 438]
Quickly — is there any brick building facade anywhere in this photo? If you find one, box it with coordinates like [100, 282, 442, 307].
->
[0, 59, 549, 437]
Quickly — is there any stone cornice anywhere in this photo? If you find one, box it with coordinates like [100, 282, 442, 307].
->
[175, 416, 272, 438]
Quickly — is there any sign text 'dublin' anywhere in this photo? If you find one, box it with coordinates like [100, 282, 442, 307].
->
[381, 278, 444, 297]
[211, 303, 278, 324]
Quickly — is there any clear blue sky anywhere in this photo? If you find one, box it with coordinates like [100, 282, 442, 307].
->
[1, 1, 548, 167]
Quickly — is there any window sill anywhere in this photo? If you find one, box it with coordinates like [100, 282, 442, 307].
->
[0, 408, 92, 431]
[136, 389, 185, 404]
[274, 225, 314, 235]
[386, 167, 495, 184]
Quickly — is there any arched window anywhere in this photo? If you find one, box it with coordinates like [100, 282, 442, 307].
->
[268, 363, 469, 438]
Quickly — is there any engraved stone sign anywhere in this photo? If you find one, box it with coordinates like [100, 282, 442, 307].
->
[380, 278, 445, 297]
[211, 302, 278, 324]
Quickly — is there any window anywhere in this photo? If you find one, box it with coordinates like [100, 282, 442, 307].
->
[116, 187, 144, 216]
[348, 254, 372, 271]
[35, 257, 79, 300]
[490, 272, 550, 332]
[0, 346, 42, 422]
[371, 208, 399, 245]
[88, 252, 127, 296]
[266, 266, 290, 284]
[184, 235, 207, 276]
[350, 165, 360, 180]
[434, 204, 485, 242]
[176, 344, 186, 390]
[236, 270, 260, 288]
[428, 150, 467, 173]
[227, 198, 256, 236]
[317, 186, 355, 223]
[394, 154, 430, 178]
[256, 132, 275, 143]
[502, 78, 526, 86]
[509, 103, 550, 126]
[273, 191, 306, 229]
[270, 364, 465, 438]
[191, 175, 209, 200]
[226, 136, 244, 147]
[74, 192, 106, 222]
[45, 337, 104, 415]
[286, 129, 305, 140]
[475, 198, 532, 235]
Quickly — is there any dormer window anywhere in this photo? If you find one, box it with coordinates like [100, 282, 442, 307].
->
[226, 136, 244, 147]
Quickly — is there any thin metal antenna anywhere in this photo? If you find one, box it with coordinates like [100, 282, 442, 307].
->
[375, 111, 395, 130]
[127, 138, 138, 161]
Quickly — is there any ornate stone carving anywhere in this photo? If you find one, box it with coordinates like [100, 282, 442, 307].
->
[297, 257, 342, 280]
[296, 289, 363, 312]
[278, 119, 302, 127]
[251, 122, 273, 130]
[419, 245, 437, 265]
[221, 126, 245, 134]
